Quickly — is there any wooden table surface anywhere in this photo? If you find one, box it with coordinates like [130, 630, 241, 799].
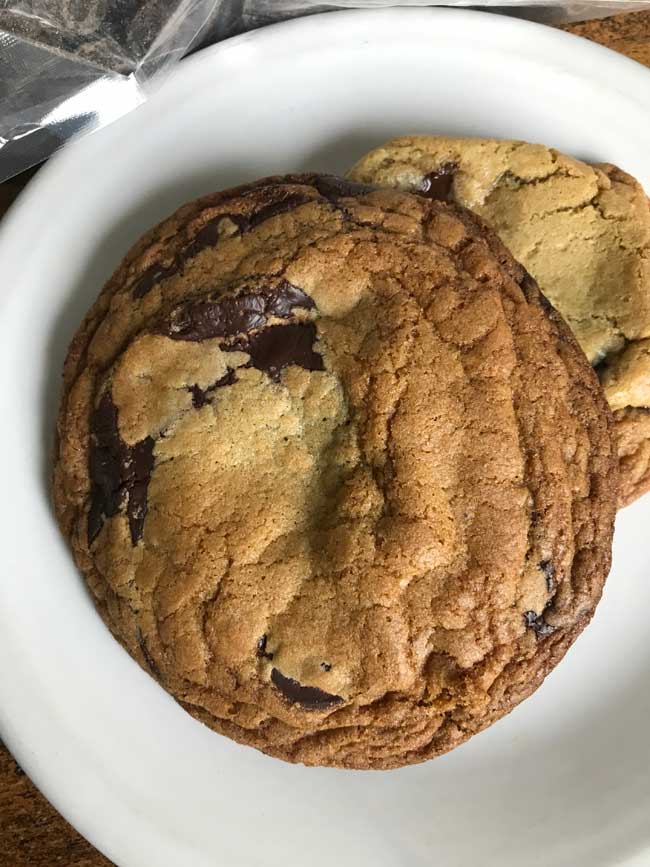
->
[1, 9, 650, 866]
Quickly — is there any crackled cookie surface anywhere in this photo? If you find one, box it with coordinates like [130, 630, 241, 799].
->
[349, 136, 650, 505]
[53, 175, 617, 769]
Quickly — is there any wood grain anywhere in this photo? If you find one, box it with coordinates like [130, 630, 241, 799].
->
[565, 8, 650, 66]
[1, 9, 649, 866]
[0, 740, 113, 866]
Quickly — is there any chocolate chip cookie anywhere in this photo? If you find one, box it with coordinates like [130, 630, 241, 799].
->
[349, 136, 650, 506]
[53, 174, 617, 769]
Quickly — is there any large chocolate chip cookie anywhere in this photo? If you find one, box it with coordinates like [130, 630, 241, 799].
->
[53, 174, 617, 769]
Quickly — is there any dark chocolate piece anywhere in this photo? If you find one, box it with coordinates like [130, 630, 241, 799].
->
[185, 214, 249, 259]
[133, 214, 250, 299]
[524, 610, 556, 638]
[540, 560, 556, 593]
[136, 627, 160, 678]
[167, 295, 267, 341]
[418, 163, 457, 202]
[188, 368, 237, 409]
[132, 262, 177, 300]
[312, 175, 377, 201]
[127, 437, 155, 545]
[164, 282, 314, 342]
[266, 282, 316, 317]
[247, 193, 313, 228]
[271, 667, 343, 710]
[86, 498, 106, 547]
[519, 269, 557, 318]
[214, 368, 238, 389]
[520, 270, 538, 293]
[87, 392, 155, 546]
[88, 393, 125, 531]
[230, 322, 323, 382]
[256, 634, 274, 660]
[189, 384, 209, 409]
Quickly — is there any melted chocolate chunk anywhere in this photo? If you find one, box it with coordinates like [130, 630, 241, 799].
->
[247, 193, 313, 228]
[137, 628, 160, 678]
[88, 394, 125, 531]
[418, 163, 457, 202]
[188, 368, 237, 408]
[312, 175, 377, 201]
[271, 667, 343, 710]
[88, 392, 155, 546]
[132, 262, 177, 300]
[185, 213, 249, 259]
[524, 610, 556, 638]
[256, 634, 274, 660]
[540, 560, 556, 593]
[519, 269, 556, 317]
[538, 291, 556, 317]
[230, 322, 324, 382]
[189, 383, 209, 409]
[266, 282, 316, 317]
[187, 194, 313, 253]
[214, 367, 237, 388]
[132, 214, 247, 300]
[520, 270, 537, 293]
[168, 295, 267, 341]
[127, 437, 155, 545]
[164, 282, 314, 342]
[164, 283, 323, 381]
[87, 498, 106, 547]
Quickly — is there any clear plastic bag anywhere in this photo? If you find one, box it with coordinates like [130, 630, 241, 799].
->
[0, 0, 220, 181]
[0, 0, 648, 182]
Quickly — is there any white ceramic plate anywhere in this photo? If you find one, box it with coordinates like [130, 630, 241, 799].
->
[1, 9, 650, 866]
